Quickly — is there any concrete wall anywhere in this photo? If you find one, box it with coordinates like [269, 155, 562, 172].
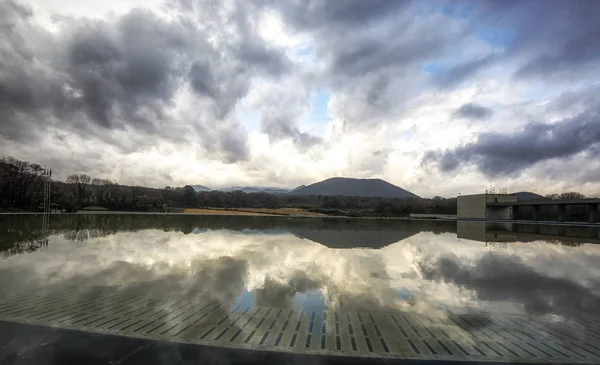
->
[487, 206, 512, 220]
[457, 194, 486, 219]
[458, 194, 517, 220]
[486, 194, 516, 220]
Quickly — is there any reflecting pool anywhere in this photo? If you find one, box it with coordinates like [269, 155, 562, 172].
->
[1, 214, 600, 364]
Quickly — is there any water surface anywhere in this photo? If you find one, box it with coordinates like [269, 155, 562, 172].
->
[1, 214, 600, 363]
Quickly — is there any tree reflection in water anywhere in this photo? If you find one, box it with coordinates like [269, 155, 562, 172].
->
[1, 214, 598, 259]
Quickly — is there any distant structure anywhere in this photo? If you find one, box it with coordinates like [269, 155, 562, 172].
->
[457, 193, 516, 220]
[458, 193, 600, 223]
[457, 221, 600, 244]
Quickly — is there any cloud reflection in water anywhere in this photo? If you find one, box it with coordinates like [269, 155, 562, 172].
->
[1, 219, 600, 324]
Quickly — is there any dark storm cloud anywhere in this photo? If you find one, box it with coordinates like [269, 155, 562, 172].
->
[254, 0, 469, 126]
[255, 82, 322, 148]
[65, 10, 188, 130]
[461, 0, 600, 79]
[4, 0, 600, 175]
[420, 253, 600, 317]
[259, 0, 600, 125]
[0, 0, 292, 164]
[189, 61, 216, 98]
[508, 1, 600, 79]
[424, 109, 600, 177]
[0, 6, 196, 142]
[235, 39, 291, 77]
[186, 3, 291, 122]
[257, 0, 410, 30]
[218, 127, 250, 164]
[256, 0, 450, 77]
[434, 55, 496, 88]
[329, 34, 455, 79]
[0, 1, 69, 142]
[260, 114, 322, 148]
[453, 103, 493, 120]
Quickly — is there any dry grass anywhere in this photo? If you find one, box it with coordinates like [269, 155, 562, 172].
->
[237, 207, 325, 216]
[81, 206, 108, 211]
[183, 208, 276, 216]
[183, 207, 323, 216]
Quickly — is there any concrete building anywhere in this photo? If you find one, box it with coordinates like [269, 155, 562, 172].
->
[458, 193, 600, 223]
[457, 193, 516, 220]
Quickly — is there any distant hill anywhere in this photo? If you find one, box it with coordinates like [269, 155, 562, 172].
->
[513, 191, 545, 201]
[191, 185, 211, 192]
[219, 186, 290, 194]
[290, 185, 306, 193]
[260, 188, 290, 194]
[219, 186, 260, 193]
[289, 177, 420, 198]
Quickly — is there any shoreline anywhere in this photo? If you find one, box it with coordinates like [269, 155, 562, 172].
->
[2, 211, 600, 227]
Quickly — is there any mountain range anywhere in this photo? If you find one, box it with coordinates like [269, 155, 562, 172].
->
[191, 177, 420, 198]
[192, 180, 547, 200]
[191, 185, 290, 194]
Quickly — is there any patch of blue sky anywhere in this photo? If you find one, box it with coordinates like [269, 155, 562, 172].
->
[304, 89, 331, 132]
[524, 84, 561, 102]
[423, 63, 445, 74]
[296, 45, 313, 57]
[440, 3, 475, 19]
[415, 1, 475, 19]
[478, 27, 517, 51]
[236, 109, 260, 133]
[399, 129, 414, 138]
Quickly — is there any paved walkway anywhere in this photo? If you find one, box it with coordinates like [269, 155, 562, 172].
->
[1, 284, 600, 364]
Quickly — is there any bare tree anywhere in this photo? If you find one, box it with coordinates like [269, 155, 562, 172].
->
[558, 192, 586, 200]
[66, 174, 92, 206]
[0, 156, 47, 208]
[78, 174, 91, 185]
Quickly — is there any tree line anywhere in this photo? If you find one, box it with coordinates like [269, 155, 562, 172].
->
[0, 156, 592, 218]
[0, 156, 458, 216]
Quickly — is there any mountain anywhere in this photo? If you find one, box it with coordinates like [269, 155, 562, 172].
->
[191, 185, 211, 192]
[513, 191, 545, 201]
[219, 186, 261, 193]
[290, 184, 306, 192]
[289, 177, 420, 198]
[219, 186, 290, 194]
[289, 228, 418, 249]
[260, 188, 290, 194]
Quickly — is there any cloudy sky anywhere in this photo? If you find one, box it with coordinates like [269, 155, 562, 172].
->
[1, 0, 600, 197]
